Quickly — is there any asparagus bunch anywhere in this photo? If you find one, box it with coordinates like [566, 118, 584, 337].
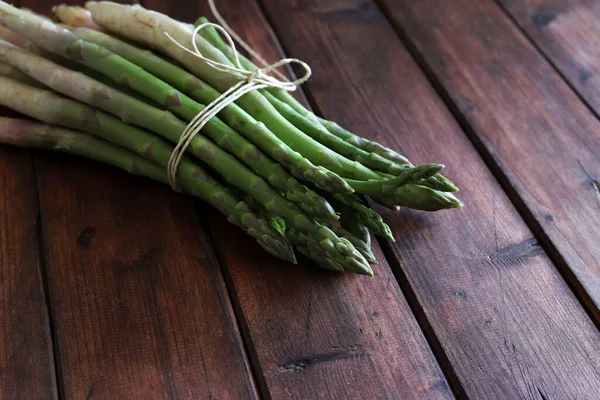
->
[0, 2, 463, 276]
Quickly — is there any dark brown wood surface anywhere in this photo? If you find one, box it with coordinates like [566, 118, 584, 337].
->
[142, 1, 453, 398]
[258, 0, 600, 398]
[378, 0, 600, 322]
[498, 0, 600, 111]
[33, 154, 257, 399]
[0, 110, 57, 399]
[15, 1, 257, 398]
[1, 0, 600, 398]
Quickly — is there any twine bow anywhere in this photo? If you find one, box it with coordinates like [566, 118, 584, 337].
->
[165, 0, 312, 190]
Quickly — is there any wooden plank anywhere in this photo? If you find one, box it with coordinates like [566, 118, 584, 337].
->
[18, 1, 258, 398]
[0, 126, 57, 398]
[141, 0, 455, 398]
[256, 0, 600, 398]
[379, 0, 600, 320]
[497, 0, 600, 113]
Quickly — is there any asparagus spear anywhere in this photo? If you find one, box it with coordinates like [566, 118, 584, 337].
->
[0, 24, 34, 50]
[331, 194, 394, 241]
[0, 39, 340, 221]
[0, 77, 371, 273]
[284, 229, 373, 275]
[0, 3, 354, 197]
[195, 17, 459, 194]
[0, 59, 43, 87]
[338, 204, 372, 249]
[0, 115, 295, 262]
[260, 89, 404, 174]
[325, 223, 377, 265]
[53, 4, 103, 30]
[345, 163, 444, 198]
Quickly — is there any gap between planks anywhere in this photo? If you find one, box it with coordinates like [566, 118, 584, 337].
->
[32, 155, 63, 400]
[192, 206, 269, 399]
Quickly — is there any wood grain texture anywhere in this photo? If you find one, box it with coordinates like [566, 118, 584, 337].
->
[0, 142, 57, 399]
[16, 1, 258, 398]
[379, 0, 600, 321]
[34, 153, 257, 400]
[141, 0, 454, 398]
[257, 0, 600, 398]
[498, 0, 600, 112]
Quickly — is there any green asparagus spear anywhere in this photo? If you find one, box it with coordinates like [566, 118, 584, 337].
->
[325, 223, 377, 265]
[345, 163, 444, 198]
[338, 204, 372, 249]
[242, 190, 373, 274]
[331, 194, 395, 241]
[260, 90, 403, 174]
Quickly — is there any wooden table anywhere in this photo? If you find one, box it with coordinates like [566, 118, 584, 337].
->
[1, 0, 599, 398]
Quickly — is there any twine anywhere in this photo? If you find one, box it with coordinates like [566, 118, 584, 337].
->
[165, 0, 311, 190]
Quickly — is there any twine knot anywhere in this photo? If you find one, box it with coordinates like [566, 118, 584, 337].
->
[164, 0, 312, 190]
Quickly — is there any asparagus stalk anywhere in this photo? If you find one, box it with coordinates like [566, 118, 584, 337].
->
[0, 39, 339, 221]
[260, 89, 403, 174]
[195, 17, 459, 194]
[0, 115, 295, 262]
[0, 59, 43, 87]
[0, 24, 34, 50]
[331, 194, 394, 241]
[316, 118, 459, 192]
[338, 204, 372, 250]
[0, 3, 354, 197]
[345, 163, 444, 198]
[53, 4, 103, 30]
[0, 117, 166, 182]
[325, 223, 377, 265]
